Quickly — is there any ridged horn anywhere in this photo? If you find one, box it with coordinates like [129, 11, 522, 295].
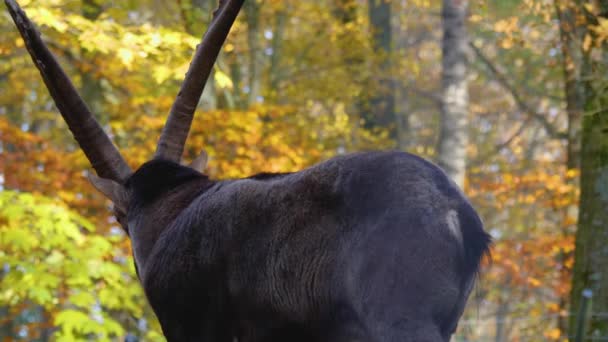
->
[5, 0, 132, 182]
[154, 0, 244, 162]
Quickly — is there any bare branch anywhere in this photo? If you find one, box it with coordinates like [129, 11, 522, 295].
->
[469, 116, 533, 167]
[402, 85, 442, 107]
[469, 41, 568, 140]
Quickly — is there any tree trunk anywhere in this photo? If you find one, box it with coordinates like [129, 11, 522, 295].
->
[436, 0, 469, 188]
[81, 0, 105, 121]
[366, 0, 396, 140]
[0, 305, 14, 340]
[245, 0, 262, 107]
[268, 9, 286, 102]
[555, 0, 588, 335]
[556, 0, 587, 170]
[332, 0, 366, 142]
[393, 3, 410, 151]
[568, 0, 608, 337]
[570, 112, 608, 336]
[494, 299, 510, 342]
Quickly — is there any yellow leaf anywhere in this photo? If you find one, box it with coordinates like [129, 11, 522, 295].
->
[224, 43, 235, 53]
[214, 69, 233, 90]
[566, 169, 578, 178]
[163, 32, 182, 46]
[493, 17, 519, 33]
[544, 328, 561, 340]
[153, 65, 171, 84]
[469, 14, 483, 23]
[583, 33, 593, 52]
[500, 38, 514, 49]
[528, 277, 541, 287]
[118, 48, 134, 69]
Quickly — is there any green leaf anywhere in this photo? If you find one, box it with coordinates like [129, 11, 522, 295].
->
[69, 291, 97, 309]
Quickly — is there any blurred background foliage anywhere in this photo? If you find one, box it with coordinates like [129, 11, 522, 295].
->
[0, 0, 607, 340]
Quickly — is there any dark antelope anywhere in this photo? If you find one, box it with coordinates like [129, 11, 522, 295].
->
[5, 0, 491, 341]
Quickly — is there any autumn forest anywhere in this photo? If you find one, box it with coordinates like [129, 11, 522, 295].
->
[1, 0, 607, 340]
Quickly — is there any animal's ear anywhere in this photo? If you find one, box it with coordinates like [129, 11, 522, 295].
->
[189, 150, 209, 173]
[87, 173, 129, 213]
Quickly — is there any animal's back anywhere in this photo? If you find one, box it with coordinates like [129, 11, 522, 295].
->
[226, 151, 490, 341]
[327, 151, 490, 341]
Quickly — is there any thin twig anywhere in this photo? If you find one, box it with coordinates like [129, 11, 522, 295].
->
[469, 41, 567, 140]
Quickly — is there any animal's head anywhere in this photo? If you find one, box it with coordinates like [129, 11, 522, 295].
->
[4, 0, 243, 232]
[87, 152, 210, 234]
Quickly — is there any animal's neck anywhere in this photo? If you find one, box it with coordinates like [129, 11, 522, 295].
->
[129, 177, 216, 274]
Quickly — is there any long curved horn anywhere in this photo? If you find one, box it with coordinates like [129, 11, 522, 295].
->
[5, 0, 132, 182]
[154, 0, 244, 162]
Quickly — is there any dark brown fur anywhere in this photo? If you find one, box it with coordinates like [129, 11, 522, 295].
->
[123, 151, 490, 341]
